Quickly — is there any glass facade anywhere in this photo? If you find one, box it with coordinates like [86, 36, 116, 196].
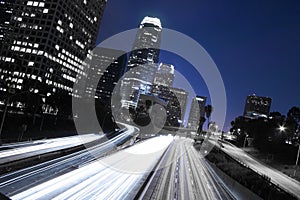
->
[187, 96, 207, 130]
[85, 47, 127, 104]
[0, 0, 106, 114]
[153, 63, 174, 87]
[120, 16, 162, 108]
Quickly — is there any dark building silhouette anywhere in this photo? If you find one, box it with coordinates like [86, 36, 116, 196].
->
[187, 96, 207, 130]
[0, 0, 106, 114]
[152, 85, 188, 127]
[151, 63, 187, 127]
[168, 87, 188, 126]
[243, 94, 272, 118]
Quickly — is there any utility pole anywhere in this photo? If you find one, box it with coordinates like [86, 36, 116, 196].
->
[0, 97, 10, 139]
[243, 133, 248, 148]
[294, 144, 300, 176]
[0, 87, 15, 139]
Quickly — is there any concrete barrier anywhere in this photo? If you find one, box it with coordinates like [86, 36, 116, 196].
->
[207, 161, 263, 200]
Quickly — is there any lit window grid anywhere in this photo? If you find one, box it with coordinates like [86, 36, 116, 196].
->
[0, 0, 106, 97]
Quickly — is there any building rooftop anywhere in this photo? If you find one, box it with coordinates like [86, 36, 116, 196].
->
[140, 16, 162, 29]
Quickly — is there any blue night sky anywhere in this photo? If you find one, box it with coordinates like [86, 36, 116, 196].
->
[96, 0, 300, 130]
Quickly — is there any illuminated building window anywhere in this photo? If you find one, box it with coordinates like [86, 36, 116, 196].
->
[0, 0, 107, 112]
[28, 62, 34, 66]
[39, 2, 45, 7]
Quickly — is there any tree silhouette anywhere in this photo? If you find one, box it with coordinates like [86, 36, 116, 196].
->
[197, 116, 206, 134]
[285, 107, 300, 139]
[205, 105, 213, 128]
[287, 107, 300, 127]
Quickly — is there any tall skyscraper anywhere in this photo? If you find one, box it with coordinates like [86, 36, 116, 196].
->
[243, 94, 272, 118]
[128, 16, 162, 66]
[85, 47, 127, 104]
[169, 87, 188, 125]
[154, 63, 174, 87]
[187, 96, 207, 130]
[0, 0, 106, 114]
[120, 16, 162, 108]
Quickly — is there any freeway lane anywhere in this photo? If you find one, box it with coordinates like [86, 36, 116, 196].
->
[219, 140, 300, 199]
[0, 124, 138, 197]
[140, 137, 234, 200]
[9, 136, 173, 200]
[0, 134, 104, 164]
[1, 132, 237, 199]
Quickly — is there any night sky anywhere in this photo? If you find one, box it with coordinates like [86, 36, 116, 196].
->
[96, 0, 300, 130]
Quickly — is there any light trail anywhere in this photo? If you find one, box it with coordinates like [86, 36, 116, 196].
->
[0, 134, 103, 164]
[10, 136, 173, 200]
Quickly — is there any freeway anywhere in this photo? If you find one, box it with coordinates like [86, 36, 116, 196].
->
[1, 130, 238, 200]
[0, 123, 139, 198]
[8, 136, 173, 200]
[0, 134, 104, 164]
[140, 137, 235, 200]
[219, 140, 300, 199]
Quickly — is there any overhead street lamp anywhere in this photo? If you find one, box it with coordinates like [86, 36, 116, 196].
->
[278, 125, 286, 132]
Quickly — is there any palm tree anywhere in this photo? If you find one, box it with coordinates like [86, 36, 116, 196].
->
[205, 105, 213, 128]
[197, 116, 206, 134]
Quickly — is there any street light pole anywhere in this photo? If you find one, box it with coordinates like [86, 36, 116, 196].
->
[243, 133, 248, 148]
[294, 144, 300, 176]
[0, 97, 10, 139]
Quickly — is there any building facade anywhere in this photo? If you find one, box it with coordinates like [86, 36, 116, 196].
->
[0, 0, 106, 114]
[152, 85, 188, 127]
[153, 63, 174, 87]
[169, 87, 188, 125]
[187, 96, 207, 130]
[85, 47, 127, 105]
[120, 16, 162, 108]
[243, 94, 272, 118]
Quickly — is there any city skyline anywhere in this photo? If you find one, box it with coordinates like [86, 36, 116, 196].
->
[97, 0, 300, 130]
[0, 2, 300, 200]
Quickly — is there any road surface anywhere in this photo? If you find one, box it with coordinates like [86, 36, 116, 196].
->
[140, 137, 235, 200]
[8, 136, 173, 200]
[1, 132, 239, 200]
[0, 124, 139, 197]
